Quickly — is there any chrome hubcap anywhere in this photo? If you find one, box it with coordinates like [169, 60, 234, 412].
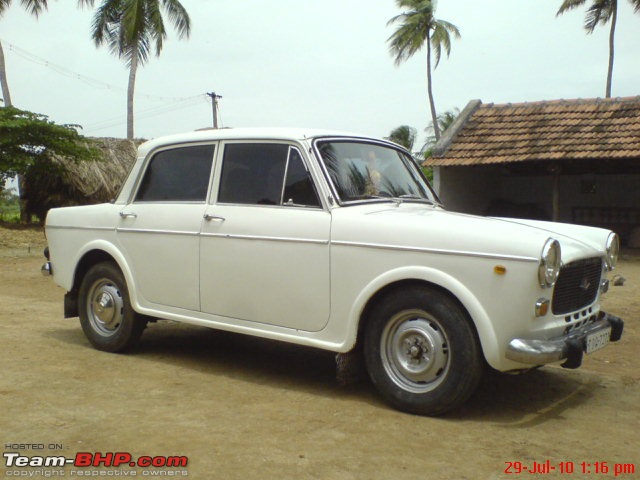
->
[88, 279, 124, 336]
[381, 310, 450, 393]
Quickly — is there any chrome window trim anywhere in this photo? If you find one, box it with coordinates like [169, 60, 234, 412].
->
[331, 240, 538, 262]
[214, 201, 323, 210]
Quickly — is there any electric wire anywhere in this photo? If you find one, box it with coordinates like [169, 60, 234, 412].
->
[1, 39, 215, 133]
[2, 39, 199, 102]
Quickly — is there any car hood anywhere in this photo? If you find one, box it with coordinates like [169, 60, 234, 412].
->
[331, 204, 608, 264]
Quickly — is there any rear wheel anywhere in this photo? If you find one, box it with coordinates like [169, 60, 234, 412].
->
[364, 286, 483, 415]
[78, 262, 146, 352]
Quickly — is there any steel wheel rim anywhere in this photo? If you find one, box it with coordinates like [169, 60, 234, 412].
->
[86, 278, 124, 337]
[380, 309, 450, 394]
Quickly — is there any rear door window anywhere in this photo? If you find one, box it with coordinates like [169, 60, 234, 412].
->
[136, 144, 215, 202]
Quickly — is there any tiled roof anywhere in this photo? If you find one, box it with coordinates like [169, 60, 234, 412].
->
[426, 96, 640, 166]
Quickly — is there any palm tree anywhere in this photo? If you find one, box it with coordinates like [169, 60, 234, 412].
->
[387, 0, 460, 141]
[386, 125, 417, 151]
[423, 107, 459, 153]
[0, 0, 52, 107]
[0, 0, 52, 222]
[557, 0, 640, 98]
[79, 0, 191, 139]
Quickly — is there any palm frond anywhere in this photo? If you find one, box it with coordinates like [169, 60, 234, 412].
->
[90, 0, 121, 48]
[584, 0, 614, 32]
[387, 17, 428, 66]
[89, 0, 190, 65]
[385, 125, 417, 151]
[19, 0, 49, 17]
[162, 0, 191, 39]
[387, 0, 459, 68]
[147, 0, 167, 55]
[557, 0, 588, 15]
[430, 19, 460, 67]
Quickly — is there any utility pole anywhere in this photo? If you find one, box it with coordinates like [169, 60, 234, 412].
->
[206, 92, 222, 129]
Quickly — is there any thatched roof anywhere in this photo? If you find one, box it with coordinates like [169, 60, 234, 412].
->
[50, 137, 143, 203]
[24, 137, 144, 221]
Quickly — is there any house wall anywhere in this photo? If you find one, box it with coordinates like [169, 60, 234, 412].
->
[434, 166, 640, 241]
[432, 166, 501, 216]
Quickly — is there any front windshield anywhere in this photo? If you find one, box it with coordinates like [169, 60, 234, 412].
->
[316, 140, 438, 204]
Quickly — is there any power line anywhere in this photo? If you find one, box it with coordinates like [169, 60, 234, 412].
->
[84, 96, 209, 132]
[2, 39, 198, 102]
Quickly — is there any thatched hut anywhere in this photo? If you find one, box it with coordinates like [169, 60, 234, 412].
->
[24, 137, 143, 222]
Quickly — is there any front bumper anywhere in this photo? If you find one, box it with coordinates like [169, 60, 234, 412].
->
[505, 311, 624, 369]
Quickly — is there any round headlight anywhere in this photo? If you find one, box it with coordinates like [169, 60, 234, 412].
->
[539, 238, 561, 288]
[605, 232, 619, 271]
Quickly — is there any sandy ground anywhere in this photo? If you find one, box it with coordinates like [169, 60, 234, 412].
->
[1, 226, 638, 479]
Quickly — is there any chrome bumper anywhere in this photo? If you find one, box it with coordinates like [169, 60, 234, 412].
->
[506, 311, 624, 369]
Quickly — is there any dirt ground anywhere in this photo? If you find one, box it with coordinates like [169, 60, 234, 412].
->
[1, 225, 638, 479]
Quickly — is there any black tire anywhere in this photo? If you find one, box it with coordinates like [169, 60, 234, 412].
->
[364, 286, 483, 415]
[78, 261, 146, 353]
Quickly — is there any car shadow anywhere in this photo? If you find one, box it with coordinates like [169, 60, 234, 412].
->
[46, 321, 605, 423]
[454, 367, 602, 425]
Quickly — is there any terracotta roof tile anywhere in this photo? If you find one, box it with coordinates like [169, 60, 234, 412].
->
[428, 96, 640, 166]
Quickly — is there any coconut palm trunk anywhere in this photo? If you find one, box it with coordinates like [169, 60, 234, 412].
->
[0, 40, 12, 106]
[425, 33, 440, 141]
[0, 41, 28, 221]
[605, 0, 617, 98]
[127, 51, 138, 140]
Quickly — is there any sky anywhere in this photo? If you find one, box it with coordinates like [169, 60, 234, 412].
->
[1, 0, 639, 151]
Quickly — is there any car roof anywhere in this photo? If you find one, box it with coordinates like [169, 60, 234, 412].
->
[137, 127, 381, 157]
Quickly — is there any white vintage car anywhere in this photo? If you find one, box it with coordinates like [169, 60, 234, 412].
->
[43, 128, 624, 415]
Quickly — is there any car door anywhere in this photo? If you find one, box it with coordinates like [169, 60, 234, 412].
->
[199, 142, 331, 331]
[117, 143, 215, 311]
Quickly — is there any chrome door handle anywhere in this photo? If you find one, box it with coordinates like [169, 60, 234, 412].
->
[119, 211, 137, 218]
[203, 214, 225, 222]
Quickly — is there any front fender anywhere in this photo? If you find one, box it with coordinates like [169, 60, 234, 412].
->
[344, 266, 501, 367]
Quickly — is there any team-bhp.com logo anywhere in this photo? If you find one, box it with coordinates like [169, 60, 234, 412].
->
[4, 452, 188, 468]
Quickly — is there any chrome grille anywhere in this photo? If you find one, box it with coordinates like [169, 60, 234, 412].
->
[552, 258, 602, 315]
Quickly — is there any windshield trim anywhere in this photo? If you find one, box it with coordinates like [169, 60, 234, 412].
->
[311, 136, 441, 207]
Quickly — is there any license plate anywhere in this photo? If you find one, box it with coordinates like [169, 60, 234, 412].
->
[586, 328, 611, 354]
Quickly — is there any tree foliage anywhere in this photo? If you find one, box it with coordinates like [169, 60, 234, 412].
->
[0, 106, 98, 182]
[79, 0, 191, 67]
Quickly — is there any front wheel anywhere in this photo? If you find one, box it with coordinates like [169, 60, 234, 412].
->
[364, 286, 483, 415]
[78, 262, 146, 352]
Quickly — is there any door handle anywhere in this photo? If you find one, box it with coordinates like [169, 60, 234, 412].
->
[203, 214, 225, 222]
[119, 211, 137, 218]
